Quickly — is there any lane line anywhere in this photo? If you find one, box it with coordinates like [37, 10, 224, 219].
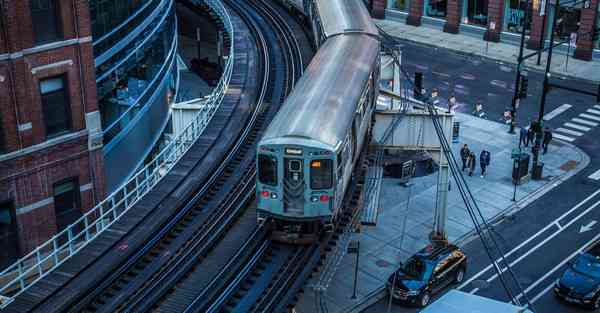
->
[587, 109, 600, 115]
[555, 127, 584, 136]
[589, 169, 600, 180]
[594, 105, 600, 110]
[543, 104, 572, 121]
[572, 118, 599, 127]
[480, 200, 600, 287]
[522, 232, 600, 304]
[563, 122, 591, 132]
[552, 133, 575, 142]
[580, 113, 600, 122]
[458, 188, 600, 290]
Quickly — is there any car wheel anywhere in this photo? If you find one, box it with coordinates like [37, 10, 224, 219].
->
[592, 294, 600, 310]
[419, 291, 431, 308]
[454, 267, 466, 284]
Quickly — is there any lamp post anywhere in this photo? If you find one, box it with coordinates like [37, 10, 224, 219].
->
[509, 0, 532, 134]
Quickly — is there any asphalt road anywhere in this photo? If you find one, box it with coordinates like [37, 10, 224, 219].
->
[363, 40, 600, 313]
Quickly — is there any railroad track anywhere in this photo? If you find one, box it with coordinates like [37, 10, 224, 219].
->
[61, 0, 309, 312]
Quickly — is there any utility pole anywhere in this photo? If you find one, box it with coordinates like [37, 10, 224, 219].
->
[536, 0, 549, 65]
[509, 0, 531, 134]
[532, 0, 560, 180]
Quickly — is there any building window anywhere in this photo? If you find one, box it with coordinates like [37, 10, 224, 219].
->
[0, 201, 19, 270]
[391, 0, 411, 12]
[40, 76, 72, 138]
[53, 178, 81, 233]
[465, 0, 488, 26]
[505, 0, 532, 34]
[30, 0, 62, 44]
[426, 0, 448, 18]
[554, 6, 581, 42]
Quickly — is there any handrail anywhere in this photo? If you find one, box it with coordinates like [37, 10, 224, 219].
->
[0, 0, 234, 308]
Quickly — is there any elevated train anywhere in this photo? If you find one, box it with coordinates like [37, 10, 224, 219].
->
[256, 0, 381, 243]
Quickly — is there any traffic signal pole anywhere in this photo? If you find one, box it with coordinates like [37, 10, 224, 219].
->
[509, 0, 531, 134]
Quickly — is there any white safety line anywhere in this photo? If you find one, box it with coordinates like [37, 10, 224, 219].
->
[555, 127, 584, 136]
[552, 133, 575, 142]
[572, 118, 599, 127]
[594, 105, 600, 110]
[458, 188, 600, 291]
[581, 113, 600, 121]
[564, 122, 591, 132]
[522, 232, 600, 304]
[587, 109, 600, 115]
[589, 169, 600, 180]
[543, 104, 572, 121]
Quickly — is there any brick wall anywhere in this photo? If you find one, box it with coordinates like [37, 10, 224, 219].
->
[0, 0, 104, 256]
[444, 0, 463, 33]
[575, 0, 599, 60]
[484, 0, 505, 42]
[407, 0, 425, 25]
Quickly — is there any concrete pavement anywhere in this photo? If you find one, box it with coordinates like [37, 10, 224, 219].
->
[293, 113, 589, 313]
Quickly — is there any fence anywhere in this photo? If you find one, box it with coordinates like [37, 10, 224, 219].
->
[0, 0, 234, 308]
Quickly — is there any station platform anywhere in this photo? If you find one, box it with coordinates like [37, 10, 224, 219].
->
[293, 113, 589, 313]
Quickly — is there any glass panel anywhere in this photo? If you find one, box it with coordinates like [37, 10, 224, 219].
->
[554, 6, 581, 42]
[53, 178, 81, 232]
[393, 0, 411, 11]
[310, 159, 333, 190]
[258, 155, 278, 186]
[41, 77, 71, 137]
[30, 0, 61, 44]
[0, 202, 18, 270]
[466, 0, 488, 26]
[505, 0, 532, 34]
[426, 0, 447, 18]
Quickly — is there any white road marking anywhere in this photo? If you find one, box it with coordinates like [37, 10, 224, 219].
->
[459, 189, 600, 291]
[572, 118, 599, 127]
[594, 105, 600, 110]
[543, 104, 572, 121]
[552, 133, 575, 142]
[581, 113, 600, 121]
[555, 127, 584, 136]
[522, 232, 600, 304]
[564, 122, 591, 131]
[474, 199, 600, 291]
[587, 109, 600, 115]
[580, 220, 597, 233]
[589, 169, 600, 180]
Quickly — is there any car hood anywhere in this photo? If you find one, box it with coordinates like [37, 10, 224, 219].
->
[388, 271, 427, 291]
[560, 268, 600, 295]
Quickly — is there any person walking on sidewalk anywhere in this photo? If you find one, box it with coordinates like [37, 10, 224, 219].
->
[519, 127, 528, 148]
[527, 123, 535, 147]
[480, 150, 491, 177]
[543, 127, 553, 154]
[448, 94, 457, 113]
[460, 144, 471, 171]
[467, 152, 477, 176]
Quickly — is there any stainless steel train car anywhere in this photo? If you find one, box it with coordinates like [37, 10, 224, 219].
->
[257, 0, 381, 243]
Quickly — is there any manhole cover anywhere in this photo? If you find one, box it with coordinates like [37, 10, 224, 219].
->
[472, 279, 490, 289]
[560, 160, 578, 171]
[376, 259, 392, 268]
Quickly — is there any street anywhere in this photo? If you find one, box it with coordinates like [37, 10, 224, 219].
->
[364, 39, 600, 313]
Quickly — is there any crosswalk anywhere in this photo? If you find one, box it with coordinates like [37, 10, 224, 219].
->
[551, 104, 600, 142]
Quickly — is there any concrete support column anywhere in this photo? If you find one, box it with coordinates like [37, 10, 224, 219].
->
[527, 4, 545, 50]
[484, 0, 505, 42]
[407, 0, 425, 26]
[574, 0, 599, 61]
[444, 0, 463, 33]
[433, 117, 452, 238]
[372, 0, 387, 18]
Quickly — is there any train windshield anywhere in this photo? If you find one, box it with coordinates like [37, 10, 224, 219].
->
[310, 159, 333, 190]
[258, 155, 277, 186]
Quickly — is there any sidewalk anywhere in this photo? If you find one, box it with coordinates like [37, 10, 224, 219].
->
[375, 18, 600, 83]
[293, 113, 589, 313]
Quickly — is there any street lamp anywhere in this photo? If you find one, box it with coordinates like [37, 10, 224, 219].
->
[509, 0, 532, 134]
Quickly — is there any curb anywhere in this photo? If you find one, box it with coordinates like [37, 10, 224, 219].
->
[375, 20, 598, 85]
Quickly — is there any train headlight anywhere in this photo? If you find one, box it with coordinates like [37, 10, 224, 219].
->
[311, 196, 319, 202]
[270, 192, 278, 199]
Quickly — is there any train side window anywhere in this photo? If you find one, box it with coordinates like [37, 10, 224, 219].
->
[310, 159, 333, 190]
[258, 155, 277, 186]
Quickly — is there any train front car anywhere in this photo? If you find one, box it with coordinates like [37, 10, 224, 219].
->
[257, 139, 336, 244]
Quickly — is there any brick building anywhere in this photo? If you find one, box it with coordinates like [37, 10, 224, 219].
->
[376, 0, 600, 61]
[0, 0, 104, 269]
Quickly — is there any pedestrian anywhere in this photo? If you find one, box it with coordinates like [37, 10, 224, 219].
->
[519, 127, 528, 148]
[480, 150, 491, 177]
[460, 144, 470, 171]
[503, 110, 512, 124]
[467, 152, 477, 176]
[431, 88, 440, 105]
[527, 124, 535, 147]
[543, 127, 553, 154]
[448, 94, 457, 113]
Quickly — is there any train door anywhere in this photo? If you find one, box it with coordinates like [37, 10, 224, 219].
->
[283, 158, 305, 215]
[0, 201, 19, 270]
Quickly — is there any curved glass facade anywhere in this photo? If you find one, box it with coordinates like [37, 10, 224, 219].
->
[90, 0, 178, 191]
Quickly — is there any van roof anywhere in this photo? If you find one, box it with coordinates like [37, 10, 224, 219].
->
[420, 290, 532, 313]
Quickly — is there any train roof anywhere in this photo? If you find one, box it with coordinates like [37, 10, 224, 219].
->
[260, 34, 380, 149]
[315, 0, 379, 38]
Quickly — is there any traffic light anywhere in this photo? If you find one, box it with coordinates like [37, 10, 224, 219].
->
[519, 75, 529, 99]
[414, 72, 423, 99]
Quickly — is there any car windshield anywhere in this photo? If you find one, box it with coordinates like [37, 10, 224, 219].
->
[401, 258, 433, 281]
[571, 253, 600, 279]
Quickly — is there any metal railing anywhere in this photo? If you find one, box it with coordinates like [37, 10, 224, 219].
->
[0, 0, 234, 308]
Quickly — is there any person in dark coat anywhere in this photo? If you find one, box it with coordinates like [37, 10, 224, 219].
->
[480, 150, 491, 177]
[467, 152, 477, 176]
[460, 144, 470, 171]
[519, 127, 528, 148]
[527, 125, 535, 147]
[543, 127, 553, 154]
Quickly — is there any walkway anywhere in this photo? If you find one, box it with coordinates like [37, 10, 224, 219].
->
[293, 112, 589, 313]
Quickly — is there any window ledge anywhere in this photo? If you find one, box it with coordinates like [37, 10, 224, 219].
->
[0, 129, 88, 162]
